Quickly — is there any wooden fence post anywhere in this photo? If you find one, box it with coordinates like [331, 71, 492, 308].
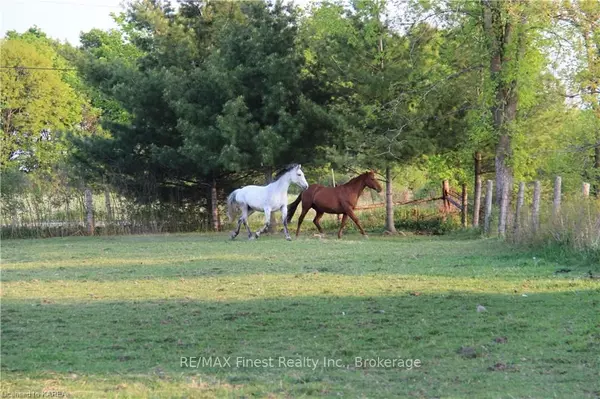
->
[532, 181, 541, 235]
[484, 180, 493, 235]
[583, 182, 590, 198]
[513, 182, 525, 237]
[473, 152, 482, 227]
[461, 183, 468, 227]
[85, 187, 94, 236]
[265, 168, 276, 233]
[443, 180, 450, 211]
[553, 176, 561, 220]
[65, 192, 71, 227]
[332, 169, 341, 223]
[385, 166, 397, 233]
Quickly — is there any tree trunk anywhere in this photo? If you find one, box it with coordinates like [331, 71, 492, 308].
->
[211, 178, 220, 232]
[482, 1, 526, 236]
[384, 166, 396, 233]
[595, 145, 600, 198]
[85, 187, 94, 236]
[473, 152, 482, 227]
[496, 135, 512, 237]
[553, 176, 561, 221]
[265, 167, 276, 233]
[461, 183, 468, 228]
[494, 86, 517, 236]
[484, 180, 493, 235]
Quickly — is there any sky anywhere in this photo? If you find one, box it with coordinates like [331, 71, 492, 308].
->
[1, 0, 313, 46]
[1, 0, 123, 45]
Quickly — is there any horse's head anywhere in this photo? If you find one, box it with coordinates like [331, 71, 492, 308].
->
[280, 164, 309, 190]
[364, 170, 383, 193]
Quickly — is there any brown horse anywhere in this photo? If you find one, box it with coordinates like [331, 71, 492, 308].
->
[287, 170, 383, 238]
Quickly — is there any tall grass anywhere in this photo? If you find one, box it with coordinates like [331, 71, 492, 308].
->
[508, 197, 600, 263]
[0, 191, 211, 239]
[243, 203, 460, 236]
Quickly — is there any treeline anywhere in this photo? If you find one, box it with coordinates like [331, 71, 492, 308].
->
[1, 0, 598, 239]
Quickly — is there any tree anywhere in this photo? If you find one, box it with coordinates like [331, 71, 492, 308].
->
[301, 0, 461, 232]
[200, 1, 336, 172]
[479, 1, 537, 234]
[174, 0, 340, 231]
[73, 0, 338, 232]
[411, 0, 559, 234]
[0, 36, 88, 171]
[558, 0, 600, 196]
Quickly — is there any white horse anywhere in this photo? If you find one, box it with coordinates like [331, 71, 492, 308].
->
[227, 164, 309, 241]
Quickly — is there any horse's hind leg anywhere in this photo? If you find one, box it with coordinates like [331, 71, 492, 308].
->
[255, 208, 271, 238]
[241, 206, 254, 239]
[243, 218, 253, 239]
[337, 214, 348, 239]
[313, 212, 325, 235]
[280, 205, 292, 241]
[295, 207, 310, 237]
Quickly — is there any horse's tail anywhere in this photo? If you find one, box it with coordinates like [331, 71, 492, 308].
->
[227, 190, 238, 222]
[286, 192, 303, 223]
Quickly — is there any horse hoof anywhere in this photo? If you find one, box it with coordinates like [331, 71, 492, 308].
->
[248, 236, 256, 241]
[285, 235, 292, 241]
[230, 233, 237, 240]
[363, 235, 369, 239]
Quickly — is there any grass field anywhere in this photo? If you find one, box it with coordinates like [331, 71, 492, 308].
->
[1, 232, 599, 398]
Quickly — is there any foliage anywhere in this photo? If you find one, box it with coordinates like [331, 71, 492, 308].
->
[70, 0, 340, 205]
[300, 0, 462, 168]
[3, 0, 600, 242]
[0, 34, 90, 171]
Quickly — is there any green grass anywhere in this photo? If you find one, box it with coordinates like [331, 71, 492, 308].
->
[1, 233, 599, 398]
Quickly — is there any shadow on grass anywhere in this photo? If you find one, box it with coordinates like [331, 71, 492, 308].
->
[2, 290, 599, 398]
[2, 238, 594, 283]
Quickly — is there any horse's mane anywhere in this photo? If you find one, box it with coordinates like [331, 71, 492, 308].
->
[346, 171, 370, 184]
[273, 164, 299, 181]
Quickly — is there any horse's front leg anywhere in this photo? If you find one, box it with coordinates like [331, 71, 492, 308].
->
[254, 208, 271, 238]
[345, 208, 368, 237]
[280, 205, 291, 241]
